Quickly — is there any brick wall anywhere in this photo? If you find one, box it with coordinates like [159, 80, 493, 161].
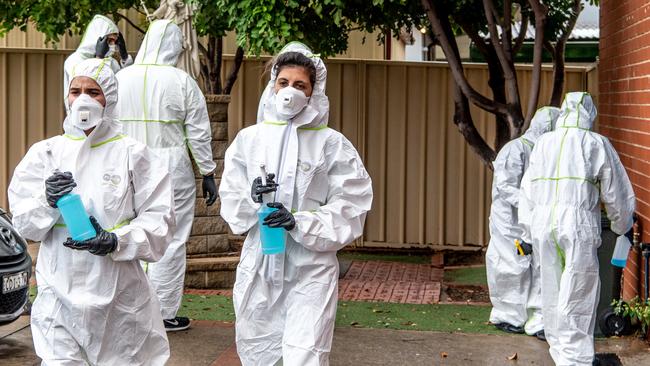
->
[600, 0, 650, 301]
[187, 95, 232, 257]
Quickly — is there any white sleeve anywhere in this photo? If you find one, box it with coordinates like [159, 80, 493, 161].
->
[8, 143, 61, 242]
[184, 77, 217, 175]
[290, 136, 373, 252]
[111, 144, 175, 262]
[219, 133, 259, 234]
[518, 147, 539, 244]
[493, 142, 525, 208]
[599, 139, 636, 236]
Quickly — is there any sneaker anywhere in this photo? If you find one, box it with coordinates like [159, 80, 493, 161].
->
[163, 316, 191, 332]
[533, 330, 546, 341]
[493, 322, 525, 334]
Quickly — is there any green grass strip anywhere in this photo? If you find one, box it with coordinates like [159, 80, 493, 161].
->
[443, 266, 487, 286]
[336, 301, 497, 334]
[177, 293, 497, 334]
[337, 252, 431, 264]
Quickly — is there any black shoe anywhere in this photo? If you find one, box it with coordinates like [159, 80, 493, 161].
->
[164, 316, 191, 332]
[533, 330, 546, 341]
[494, 322, 525, 334]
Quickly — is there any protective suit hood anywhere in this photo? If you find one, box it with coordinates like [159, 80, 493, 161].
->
[257, 42, 329, 128]
[555, 92, 597, 130]
[135, 19, 183, 66]
[63, 58, 120, 144]
[76, 15, 119, 58]
[522, 106, 560, 144]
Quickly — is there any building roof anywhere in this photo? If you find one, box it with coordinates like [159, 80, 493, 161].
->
[482, 1, 599, 41]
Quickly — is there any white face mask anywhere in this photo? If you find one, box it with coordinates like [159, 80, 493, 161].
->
[275, 86, 309, 120]
[69, 94, 104, 130]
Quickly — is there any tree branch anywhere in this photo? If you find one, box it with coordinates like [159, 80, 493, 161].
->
[455, 18, 490, 58]
[114, 12, 145, 34]
[223, 47, 245, 95]
[197, 41, 212, 94]
[524, 0, 548, 125]
[549, 0, 582, 106]
[483, 0, 521, 115]
[421, 0, 509, 116]
[513, 13, 528, 54]
[502, 0, 514, 63]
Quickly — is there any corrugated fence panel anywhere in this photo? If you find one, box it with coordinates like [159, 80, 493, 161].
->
[0, 48, 591, 249]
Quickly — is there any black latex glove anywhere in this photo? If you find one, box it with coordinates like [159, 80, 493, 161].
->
[45, 171, 76, 208]
[263, 202, 295, 231]
[63, 216, 118, 256]
[95, 35, 110, 58]
[515, 239, 533, 256]
[202, 174, 217, 206]
[116, 32, 128, 61]
[251, 174, 278, 203]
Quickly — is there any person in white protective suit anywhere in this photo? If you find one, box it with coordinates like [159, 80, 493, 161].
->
[486, 106, 560, 340]
[519, 92, 636, 366]
[116, 19, 218, 332]
[8, 58, 173, 365]
[219, 42, 373, 366]
[63, 14, 133, 98]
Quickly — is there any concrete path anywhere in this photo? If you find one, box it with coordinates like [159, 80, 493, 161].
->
[3, 316, 649, 365]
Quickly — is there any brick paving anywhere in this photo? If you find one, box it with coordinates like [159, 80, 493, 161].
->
[338, 256, 443, 304]
[185, 254, 444, 305]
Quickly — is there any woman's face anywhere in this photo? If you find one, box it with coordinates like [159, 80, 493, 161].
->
[107, 33, 118, 45]
[68, 76, 106, 107]
[274, 66, 313, 97]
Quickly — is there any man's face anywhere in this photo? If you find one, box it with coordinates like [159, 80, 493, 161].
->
[68, 76, 106, 107]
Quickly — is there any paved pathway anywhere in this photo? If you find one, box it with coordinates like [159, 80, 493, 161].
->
[5, 316, 649, 365]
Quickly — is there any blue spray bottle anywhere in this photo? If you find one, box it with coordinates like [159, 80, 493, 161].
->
[257, 164, 286, 255]
[46, 145, 96, 241]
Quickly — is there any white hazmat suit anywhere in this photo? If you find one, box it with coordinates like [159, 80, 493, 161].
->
[519, 92, 636, 365]
[63, 14, 132, 99]
[9, 58, 173, 365]
[116, 19, 216, 320]
[486, 106, 560, 335]
[219, 42, 373, 365]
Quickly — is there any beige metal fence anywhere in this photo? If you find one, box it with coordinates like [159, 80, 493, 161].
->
[0, 47, 593, 249]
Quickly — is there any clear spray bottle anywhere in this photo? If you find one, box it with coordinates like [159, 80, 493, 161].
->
[257, 164, 286, 255]
[46, 144, 96, 241]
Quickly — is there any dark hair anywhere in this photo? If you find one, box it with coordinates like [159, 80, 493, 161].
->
[270, 51, 317, 88]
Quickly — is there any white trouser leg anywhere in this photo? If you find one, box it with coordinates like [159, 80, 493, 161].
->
[148, 184, 195, 319]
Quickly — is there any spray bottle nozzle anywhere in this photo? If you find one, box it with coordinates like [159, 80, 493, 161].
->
[45, 143, 60, 174]
[260, 164, 268, 186]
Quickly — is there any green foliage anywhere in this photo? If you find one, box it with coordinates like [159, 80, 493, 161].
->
[612, 297, 650, 334]
[192, 0, 425, 57]
[0, 1, 157, 44]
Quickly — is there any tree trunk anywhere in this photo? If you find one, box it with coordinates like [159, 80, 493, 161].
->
[452, 83, 496, 169]
[549, 42, 566, 107]
[214, 37, 223, 95]
[223, 47, 244, 95]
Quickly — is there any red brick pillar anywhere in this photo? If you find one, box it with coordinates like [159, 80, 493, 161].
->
[600, 0, 650, 302]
